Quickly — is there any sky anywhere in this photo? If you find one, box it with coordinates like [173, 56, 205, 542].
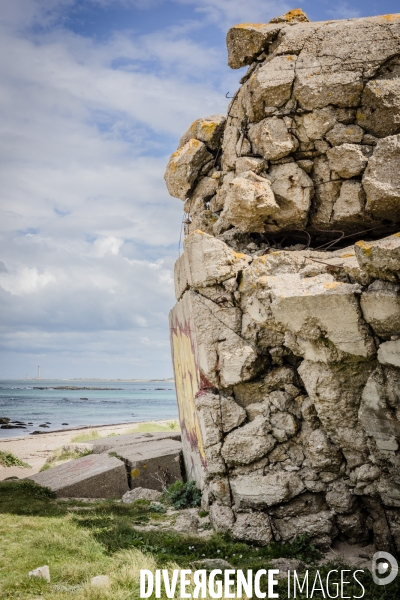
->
[0, 0, 398, 380]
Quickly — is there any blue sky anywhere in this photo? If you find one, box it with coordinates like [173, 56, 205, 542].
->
[0, 0, 397, 379]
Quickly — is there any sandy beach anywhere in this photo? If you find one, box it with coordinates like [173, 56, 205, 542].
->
[0, 420, 178, 481]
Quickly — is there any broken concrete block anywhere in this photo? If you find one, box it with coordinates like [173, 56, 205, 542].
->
[360, 280, 400, 338]
[27, 454, 128, 498]
[378, 340, 400, 367]
[355, 233, 400, 282]
[122, 487, 162, 503]
[270, 273, 375, 362]
[112, 439, 183, 491]
[248, 117, 298, 161]
[362, 135, 400, 220]
[230, 472, 305, 509]
[232, 512, 274, 545]
[90, 431, 181, 454]
[326, 144, 368, 179]
[29, 565, 50, 582]
[226, 23, 282, 69]
[164, 139, 213, 200]
[178, 115, 226, 151]
[221, 170, 279, 233]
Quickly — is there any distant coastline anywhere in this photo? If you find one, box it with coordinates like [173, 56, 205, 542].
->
[1, 378, 175, 382]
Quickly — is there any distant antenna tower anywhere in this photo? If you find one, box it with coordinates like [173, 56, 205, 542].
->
[35, 366, 42, 380]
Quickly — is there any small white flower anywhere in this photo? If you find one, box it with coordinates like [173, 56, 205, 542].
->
[217, 550, 220, 553]
[202, 554, 205, 557]
[239, 555, 242, 558]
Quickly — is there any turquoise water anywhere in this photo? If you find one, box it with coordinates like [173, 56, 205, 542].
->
[0, 380, 178, 438]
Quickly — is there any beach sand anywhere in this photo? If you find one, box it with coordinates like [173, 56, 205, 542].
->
[0, 420, 178, 480]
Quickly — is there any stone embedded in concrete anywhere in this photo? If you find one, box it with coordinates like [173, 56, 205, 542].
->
[164, 139, 213, 200]
[355, 233, 400, 282]
[360, 281, 400, 338]
[183, 230, 251, 288]
[230, 472, 305, 509]
[326, 123, 364, 146]
[209, 503, 235, 532]
[357, 78, 400, 138]
[248, 117, 299, 161]
[244, 55, 297, 120]
[27, 454, 129, 499]
[297, 107, 337, 141]
[178, 115, 226, 151]
[331, 180, 367, 226]
[359, 366, 400, 454]
[221, 416, 275, 465]
[195, 393, 246, 448]
[232, 512, 274, 545]
[304, 429, 342, 473]
[378, 340, 400, 367]
[272, 510, 335, 547]
[266, 162, 313, 231]
[294, 71, 363, 111]
[362, 135, 400, 220]
[326, 144, 368, 179]
[220, 170, 279, 232]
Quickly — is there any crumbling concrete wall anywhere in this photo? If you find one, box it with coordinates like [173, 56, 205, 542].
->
[167, 9, 400, 552]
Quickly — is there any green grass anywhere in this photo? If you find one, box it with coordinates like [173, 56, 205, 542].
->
[0, 480, 399, 599]
[71, 430, 101, 443]
[0, 450, 31, 468]
[40, 447, 93, 471]
[127, 421, 179, 434]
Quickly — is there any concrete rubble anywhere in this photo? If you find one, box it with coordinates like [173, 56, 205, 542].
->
[27, 432, 184, 497]
[166, 9, 400, 552]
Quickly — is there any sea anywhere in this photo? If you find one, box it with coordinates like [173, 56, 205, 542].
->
[0, 379, 178, 439]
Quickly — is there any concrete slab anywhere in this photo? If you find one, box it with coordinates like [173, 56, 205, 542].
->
[111, 439, 184, 491]
[91, 431, 181, 454]
[27, 454, 128, 498]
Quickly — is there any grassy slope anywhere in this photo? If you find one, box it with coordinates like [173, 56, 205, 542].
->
[0, 481, 399, 599]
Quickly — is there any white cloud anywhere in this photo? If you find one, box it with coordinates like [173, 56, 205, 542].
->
[0, 0, 245, 378]
[176, 0, 291, 29]
[0, 267, 55, 296]
[326, 2, 361, 19]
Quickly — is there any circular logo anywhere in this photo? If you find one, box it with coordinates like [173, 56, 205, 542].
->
[372, 551, 398, 586]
